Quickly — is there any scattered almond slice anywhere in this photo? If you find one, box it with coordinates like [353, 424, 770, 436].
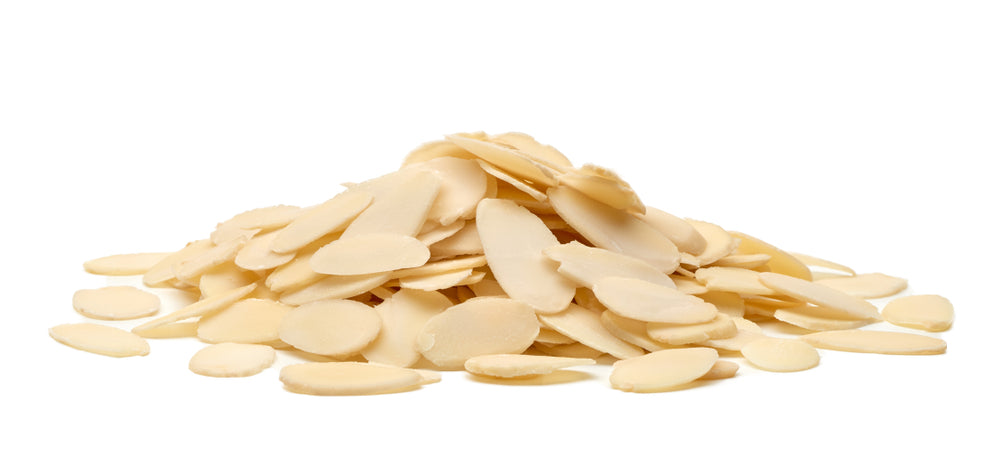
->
[234, 230, 296, 271]
[699, 291, 745, 318]
[712, 253, 772, 269]
[410, 157, 489, 225]
[398, 268, 474, 291]
[790, 252, 856, 276]
[362, 289, 452, 368]
[84, 252, 171, 276]
[800, 329, 947, 355]
[389, 255, 488, 279]
[773, 305, 875, 331]
[647, 313, 736, 345]
[143, 239, 215, 288]
[174, 237, 246, 284]
[464, 354, 595, 378]
[311, 234, 430, 275]
[610, 348, 719, 393]
[535, 326, 577, 345]
[534, 342, 605, 359]
[417, 297, 540, 370]
[416, 219, 467, 246]
[544, 241, 675, 289]
[701, 317, 765, 352]
[210, 205, 303, 245]
[188, 343, 276, 377]
[278, 272, 391, 306]
[340, 168, 441, 239]
[401, 139, 476, 166]
[132, 283, 257, 335]
[700, 360, 740, 380]
[695, 267, 775, 296]
[730, 231, 812, 281]
[638, 207, 707, 256]
[73, 286, 160, 320]
[671, 275, 709, 295]
[881, 294, 954, 332]
[556, 164, 645, 214]
[594, 277, 717, 324]
[599, 311, 674, 353]
[270, 189, 373, 254]
[537, 303, 645, 360]
[280, 362, 424, 396]
[447, 133, 559, 187]
[741, 337, 820, 372]
[814, 273, 908, 299]
[685, 219, 738, 266]
[278, 299, 382, 357]
[196, 298, 292, 344]
[758, 272, 879, 320]
[428, 222, 483, 258]
[477, 160, 548, 202]
[198, 262, 260, 297]
[50, 323, 150, 357]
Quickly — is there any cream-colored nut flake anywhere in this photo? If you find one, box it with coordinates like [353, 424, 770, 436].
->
[340, 168, 441, 239]
[647, 313, 737, 345]
[72, 286, 160, 320]
[132, 283, 258, 336]
[773, 305, 874, 331]
[270, 190, 373, 254]
[84, 252, 171, 276]
[685, 219, 738, 266]
[188, 343, 276, 377]
[671, 275, 709, 295]
[198, 262, 260, 297]
[464, 354, 595, 378]
[409, 157, 489, 225]
[730, 232, 812, 281]
[234, 230, 295, 271]
[701, 317, 765, 352]
[417, 297, 540, 369]
[881, 294, 954, 332]
[594, 277, 717, 324]
[790, 252, 855, 276]
[143, 239, 215, 288]
[428, 222, 483, 258]
[196, 298, 292, 344]
[638, 207, 707, 256]
[477, 159, 549, 202]
[537, 304, 644, 360]
[599, 311, 673, 353]
[694, 267, 775, 296]
[712, 253, 772, 269]
[401, 139, 476, 166]
[700, 360, 740, 380]
[758, 272, 879, 321]
[278, 299, 382, 357]
[174, 237, 246, 284]
[50, 323, 150, 357]
[740, 337, 820, 372]
[362, 289, 452, 367]
[535, 326, 577, 345]
[280, 362, 424, 396]
[544, 241, 675, 290]
[389, 255, 488, 280]
[476, 198, 575, 313]
[310, 234, 430, 276]
[447, 133, 559, 187]
[210, 205, 303, 245]
[610, 348, 719, 393]
[399, 269, 483, 291]
[699, 291, 745, 317]
[800, 329, 947, 355]
[489, 132, 573, 170]
[556, 164, 645, 214]
[535, 342, 605, 359]
[814, 273, 908, 299]
[416, 219, 467, 246]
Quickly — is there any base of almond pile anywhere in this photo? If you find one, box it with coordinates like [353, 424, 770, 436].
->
[54, 131, 953, 396]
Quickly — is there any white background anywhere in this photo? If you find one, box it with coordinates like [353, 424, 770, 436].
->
[2, 1, 998, 465]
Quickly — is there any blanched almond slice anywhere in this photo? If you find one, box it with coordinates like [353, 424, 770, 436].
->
[495, 181, 555, 213]
[700, 360, 739, 380]
[881, 294, 954, 332]
[188, 343, 275, 377]
[416, 219, 466, 246]
[264, 242, 329, 293]
[428, 222, 483, 258]
[544, 241, 675, 289]
[741, 338, 819, 372]
[280, 362, 423, 396]
[556, 164, 645, 214]
[410, 157, 489, 225]
[174, 237, 246, 284]
[814, 273, 908, 299]
[702, 317, 765, 352]
[270, 190, 373, 254]
[389, 255, 487, 279]
[132, 283, 257, 335]
[210, 205, 302, 245]
[773, 305, 874, 331]
[535, 342, 605, 359]
[685, 219, 737, 266]
[340, 168, 441, 239]
[198, 262, 259, 297]
[234, 230, 295, 271]
[647, 313, 736, 345]
[398, 268, 473, 291]
[713, 253, 772, 269]
[469, 277, 507, 297]
[800, 329, 947, 355]
[600, 311, 673, 353]
[143, 239, 214, 288]
[476, 199, 575, 314]
[413, 369, 442, 385]
[790, 252, 856, 276]
[417, 297, 540, 369]
[671, 275, 709, 295]
[537, 303, 645, 360]
[490, 132, 573, 170]
[464, 354, 595, 378]
[638, 207, 707, 256]
[536, 326, 577, 345]
[477, 160, 548, 202]
[279, 299, 381, 357]
[447, 134, 559, 187]
[50, 323, 150, 357]
[694, 267, 775, 296]
[699, 291, 745, 318]
[730, 231, 812, 281]
[758, 272, 879, 320]
[610, 348, 719, 393]
[84, 252, 171, 276]
[72, 286, 160, 320]
[196, 298, 292, 343]
[278, 272, 391, 306]
[401, 139, 476, 166]
[311, 234, 430, 275]
[594, 277, 717, 324]
[361, 289, 452, 367]
[548, 185, 680, 273]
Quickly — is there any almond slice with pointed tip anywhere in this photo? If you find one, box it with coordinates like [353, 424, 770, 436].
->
[278, 272, 391, 306]
[814, 273, 908, 299]
[234, 230, 295, 271]
[594, 277, 717, 324]
[730, 231, 812, 281]
[447, 134, 559, 187]
[699, 291, 745, 317]
[280, 362, 424, 396]
[713, 253, 772, 269]
[417, 297, 540, 369]
[340, 168, 441, 239]
[132, 283, 257, 335]
[310, 234, 430, 275]
[647, 313, 736, 345]
[50, 323, 150, 357]
[270, 190, 373, 254]
[638, 207, 707, 256]
[671, 275, 709, 295]
[73, 286, 160, 320]
[741, 337, 820, 372]
[416, 219, 467, 246]
[537, 303, 645, 360]
[881, 294, 954, 332]
[800, 329, 946, 355]
[556, 164, 645, 214]
[600, 311, 674, 353]
[196, 298, 292, 344]
[477, 160, 548, 201]
[84, 252, 171, 276]
[544, 241, 675, 289]
[790, 252, 856, 276]
[610, 348, 719, 393]
[198, 262, 259, 297]
[401, 139, 477, 166]
[490, 132, 573, 170]
[409, 157, 489, 225]
[210, 205, 302, 245]
[694, 267, 775, 296]
[398, 268, 474, 291]
[428, 222, 483, 258]
[701, 317, 765, 352]
[143, 239, 214, 288]
[361, 289, 452, 368]
[464, 354, 595, 378]
[700, 360, 740, 380]
[759, 272, 879, 320]
[278, 299, 381, 357]
[174, 236, 246, 284]
[773, 305, 874, 331]
[389, 255, 487, 279]
[685, 219, 737, 266]
[188, 343, 276, 377]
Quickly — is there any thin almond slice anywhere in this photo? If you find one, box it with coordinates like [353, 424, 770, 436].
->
[447, 133, 559, 187]
[265, 241, 329, 293]
[685, 219, 738, 266]
[814, 273, 908, 299]
[800, 329, 947, 355]
[647, 313, 736, 345]
[464, 354, 595, 378]
[490, 132, 573, 170]
[537, 303, 645, 360]
[398, 268, 473, 291]
[730, 231, 812, 281]
[695, 267, 775, 296]
[544, 241, 675, 289]
[417, 297, 540, 369]
[409, 157, 489, 225]
[713, 253, 772, 269]
[389, 255, 488, 279]
[196, 298, 292, 344]
[198, 262, 260, 297]
[790, 252, 856, 276]
[469, 277, 507, 297]
[413, 369, 442, 385]
[556, 164, 645, 214]
[401, 139, 477, 166]
[700, 360, 739, 380]
[478, 160, 548, 202]
[548, 185, 680, 273]
[741, 337, 820, 372]
[340, 168, 441, 239]
[495, 181, 555, 213]
[638, 207, 707, 256]
[610, 348, 719, 393]
[311, 234, 430, 276]
[699, 291, 745, 317]
[535, 326, 577, 345]
[188, 343, 276, 377]
[594, 277, 717, 324]
[72, 286, 160, 320]
[174, 237, 246, 284]
[361, 289, 452, 368]
[278, 299, 381, 357]
[279, 362, 423, 396]
[132, 283, 257, 335]
[50, 323, 150, 357]
[234, 230, 295, 271]
[476, 199, 575, 314]
[881, 294, 954, 332]
[535, 342, 605, 359]
[758, 272, 879, 320]
[83, 252, 171, 276]
[278, 272, 390, 306]
[671, 275, 709, 295]
[773, 305, 874, 331]
[701, 317, 765, 352]
[143, 239, 215, 288]
[428, 222, 483, 258]
[600, 311, 673, 353]
[210, 205, 303, 245]
[270, 190, 373, 254]
[416, 219, 467, 246]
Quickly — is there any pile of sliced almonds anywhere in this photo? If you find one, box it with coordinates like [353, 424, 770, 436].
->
[51, 131, 954, 395]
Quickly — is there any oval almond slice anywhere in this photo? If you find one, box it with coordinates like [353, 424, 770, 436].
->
[730, 231, 812, 281]
[278, 299, 381, 357]
[741, 337, 819, 372]
[270, 190, 373, 254]
[773, 305, 874, 331]
[758, 272, 879, 320]
[409, 157, 489, 225]
[881, 294, 954, 332]
[340, 168, 441, 239]
[544, 241, 675, 289]
[537, 303, 645, 360]
[447, 133, 559, 187]
[416, 219, 467, 246]
[280, 362, 423, 396]
[50, 323, 150, 357]
[234, 230, 296, 271]
[638, 207, 707, 256]
[361, 289, 452, 368]
[556, 164, 645, 214]
[401, 139, 477, 166]
[712, 253, 772, 269]
[701, 317, 766, 352]
[685, 219, 738, 266]
[490, 132, 573, 170]
[428, 222, 484, 258]
[143, 239, 215, 288]
[600, 311, 674, 353]
[478, 160, 549, 202]
[646, 313, 737, 345]
[188, 343, 276, 377]
[196, 298, 292, 344]
[814, 273, 908, 299]
[800, 329, 947, 355]
[417, 297, 540, 369]
[83, 252, 171, 276]
[132, 283, 257, 335]
[210, 205, 303, 245]
[198, 262, 260, 297]
[310, 234, 430, 276]
[594, 277, 717, 324]
[174, 236, 246, 284]
[73, 286, 160, 320]
[694, 267, 775, 296]
[476, 199, 575, 314]
[464, 354, 595, 378]
[700, 360, 740, 380]
[610, 348, 719, 393]
[790, 252, 856, 276]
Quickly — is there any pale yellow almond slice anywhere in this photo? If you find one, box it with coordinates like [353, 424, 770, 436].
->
[84, 252, 171, 276]
[279, 299, 381, 357]
[647, 313, 736, 345]
[428, 222, 483, 258]
[234, 230, 295, 271]
[695, 267, 775, 296]
[132, 283, 257, 335]
[280, 362, 423, 396]
[759, 272, 879, 320]
[741, 337, 820, 372]
[535, 326, 577, 345]
[881, 294, 954, 332]
[416, 219, 466, 246]
[678, 252, 701, 268]
[638, 207, 707, 256]
[810, 271, 855, 281]
[401, 139, 477, 166]
[702, 317, 765, 352]
[413, 369, 442, 385]
[699, 291, 745, 317]
[174, 237, 246, 284]
[135, 321, 198, 339]
[341, 168, 441, 239]
[790, 252, 856, 276]
[398, 268, 473, 291]
[671, 275, 709, 295]
[447, 133, 559, 187]
[730, 231, 812, 281]
[50, 323, 150, 357]
[537, 303, 645, 360]
[72, 286, 160, 320]
[469, 277, 507, 298]
[544, 241, 675, 289]
[673, 264, 697, 278]
[410, 157, 489, 225]
[801, 329, 947, 355]
[548, 185, 680, 273]
[476, 199, 575, 314]
[198, 262, 259, 297]
[685, 219, 738, 266]
[310, 234, 430, 275]
[389, 255, 487, 279]
[713, 253, 772, 269]
[573, 287, 605, 311]
[610, 348, 719, 393]
[361, 289, 452, 368]
[477, 160, 548, 202]
[210, 205, 303, 245]
[556, 164, 645, 214]
[464, 354, 595, 378]
[143, 239, 214, 288]
[278, 272, 391, 306]
[700, 360, 739, 380]
[495, 181, 555, 213]
[417, 297, 540, 369]
[594, 277, 717, 324]
[536, 214, 571, 231]
[600, 311, 673, 353]
[188, 343, 276, 377]
[490, 132, 573, 170]
[535, 342, 605, 359]
[196, 298, 292, 343]
[773, 305, 874, 331]
[265, 242, 329, 293]
[814, 273, 908, 299]
[270, 190, 373, 254]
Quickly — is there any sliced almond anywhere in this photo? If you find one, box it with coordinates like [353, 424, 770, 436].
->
[638, 207, 707, 256]
[174, 237, 246, 284]
[270, 189, 373, 254]
[278, 272, 391, 306]
[700, 360, 740, 380]
[701, 317, 765, 352]
[398, 268, 474, 291]
[647, 313, 736, 345]
[143, 239, 215, 288]
[800, 329, 947, 355]
[600, 311, 674, 353]
[278, 299, 381, 357]
[758, 272, 879, 320]
[210, 205, 302, 245]
[730, 231, 812, 281]
[712, 253, 772, 269]
[881, 294, 954, 332]
[544, 241, 675, 289]
[428, 222, 484, 258]
[464, 354, 595, 378]
[814, 273, 908, 299]
[594, 277, 717, 324]
[50, 323, 150, 357]
[401, 139, 476, 166]
[477, 160, 548, 201]
[361, 289, 452, 368]
[280, 362, 423, 396]
[447, 133, 559, 187]
[695, 267, 775, 296]
[198, 262, 260, 298]
[685, 219, 738, 266]
[196, 298, 292, 344]
[83, 252, 171, 276]
[741, 337, 820, 372]
[72, 286, 160, 320]
[417, 297, 540, 369]
[416, 219, 467, 246]
[234, 230, 295, 271]
[340, 168, 441, 239]
[409, 157, 489, 225]
[773, 305, 875, 331]
[790, 252, 856, 276]
[132, 283, 257, 335]
[610, 348, 719, 393]
[188, 343, 276, 377]
[556, 164, 644, 214]
[537, 303, 645, 360]
[310, 234, 430, 275]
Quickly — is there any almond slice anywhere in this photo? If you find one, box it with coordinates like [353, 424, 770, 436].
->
[234, 230, 296, 271]
[695, 267, 775, 296]
[270, 189, 373, 254]
[544, 241, 675, 289]
[685, 219, 738, 266]
[881, 294, 954, 332]
[72, 286, 160, 320]
[278, 299, 382, 357]
[610, 348, 719, 393]
[278, 272, 391, 306]
[417, 297, 540, 369]
[210, 205, 302, 245]
[409, 156, 489, 225]
[188, 343, 276, 377]
[773, 305, 875, 331]
[447, 133, 559, 187]
[279, 362, 423, 396]
[730, 231, 812, 281]
[310, 233, 430, 275]
[638, 207, 707, 256]
[132, 283, 257, 335]
[741, 337, 820, 372]
[814, 273, 908, 299]
[646, 313, 736, 345]
[594, 277, 717, 324]
[83, 252, 171, 276]
[340, 168, 441, 239]
[800, 329, 947, 355]
[537, 303, 645, 360]
[50, 323, 150, 357]
[196, 298, 292, 344]
[361, 289, 452, 368]
[556, 164, 645, 214]
[759, 272, 879, 320]
[464, 354, 595, 378]
[790, 252, 856, 276]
